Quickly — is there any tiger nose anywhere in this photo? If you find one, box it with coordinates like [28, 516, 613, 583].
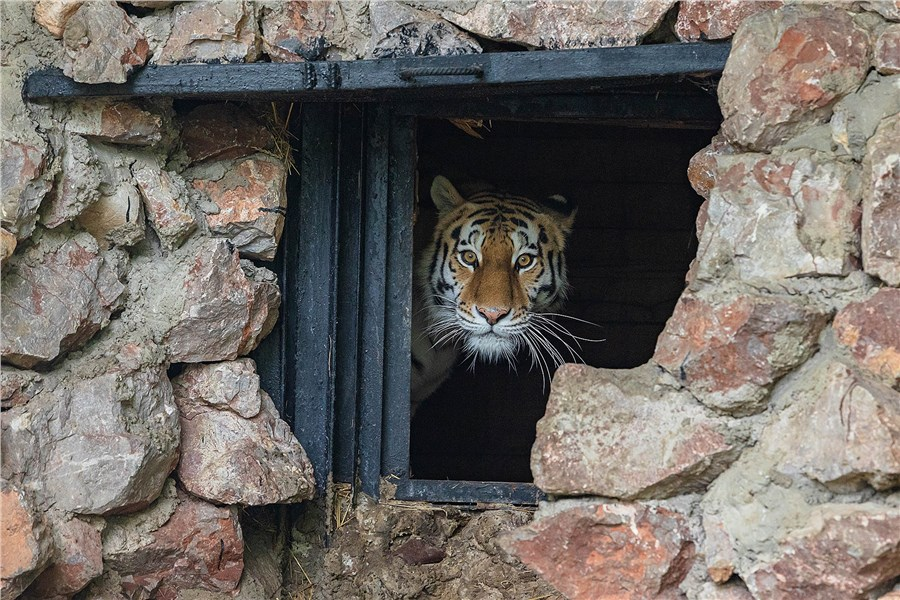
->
[476, 306, 510, 325]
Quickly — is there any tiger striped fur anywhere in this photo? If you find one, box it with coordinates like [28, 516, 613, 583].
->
[411, 175, 576, 409]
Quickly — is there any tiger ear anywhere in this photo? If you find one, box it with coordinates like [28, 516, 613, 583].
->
[544, 194, 577, 235]
[431, 175, 466, 213]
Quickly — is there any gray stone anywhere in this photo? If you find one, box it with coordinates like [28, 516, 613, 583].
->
[22, 515, 103, 599]
[63, 1, 149, 84]
[39, 133, 101, 229]
[0, 139, 53, 241]
[186, 154, 286, 260]
[861, 1, 900, 21]
[131, 159, 197, 250]
[434, 0, 677, 49]
[1, 232, 125, 369]
[158, 0, 259, 64]
[862, 113, 900, 286]
[77, 143, 146, 249]
[173, 359, 315, 505]
[258, 0, 370, 61]
[0, 367, 42, 410]
[760, 360, 900, 492]
[369, 0, 480, 58]
[831, 74, 900, 162]
[692, 150, 862, 284]
[159, 238, 281, 362]
[532, 363, 741, 499]
[719, 5, 870, 151]
[66, 101, 163, 147]
[875, 24, 900, 74]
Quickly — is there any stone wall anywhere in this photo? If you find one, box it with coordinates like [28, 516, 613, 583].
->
[1, 1, 898, 600]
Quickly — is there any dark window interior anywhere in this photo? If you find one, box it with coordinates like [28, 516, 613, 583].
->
[410, 118, 716, 482]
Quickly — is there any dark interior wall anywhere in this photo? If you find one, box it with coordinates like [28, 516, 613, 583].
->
[411, 118, 715, 482]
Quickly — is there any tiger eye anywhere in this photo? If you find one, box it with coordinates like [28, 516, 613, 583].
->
[516, 254, 534, 269]
[460, 250, 478, 267]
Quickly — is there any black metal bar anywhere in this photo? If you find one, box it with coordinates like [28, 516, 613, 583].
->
[289, 104, 340, 493]
[24, 43, 730, 102]
[381, 114, 416, 480]
[395, 480, 545, 505]
[357, 105, 390, 499]
[333, 105, 365, 484]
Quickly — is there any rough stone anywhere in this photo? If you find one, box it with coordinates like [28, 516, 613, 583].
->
[40, 133, 101, 229]
[369, 0, 481, 59]
[0, 367, 42, 410]
[691, 150, 862, 284]
[0, 485, 51, 599]
[760, 360, 900, 491]
[745, 504, 900, 600]
[67, 101, 163, 146]
[161, 238, 281, 362]
[1, 228, 16, 264]
[187, 154, 286, 260]
[1, 232, 125, 369]
[436, 0, 677, 49]
[33, 0, 83, 38]
[862, 1, 900, 21]
[695, 582, 755, 600]
[502, 500, 695, 600]
[718, 5, 870, 151]
[861, 112, 900, 285]
[132, 159, 197, 250]
[675, 0, 781, 42]
[834, 289, 900, 389]
[655, 290, 830, 415]
[392, 538, 447, 566]
[0, 139, 53, 240]
[831, 74, 900, 162]
[258, 0, 370, 61]
[0, 364, 182, 516]
[158, 0, 259, 65]
[179, 103, 275, 166]
[532, 363, 740, 499]
[23, 516, 103, 599]
[685, 134, 736, 202]
[173, 359, 315, 505]
[102, 482, 244, 596]
[63, 1, 149, 84]
[875, 25, 900, 74]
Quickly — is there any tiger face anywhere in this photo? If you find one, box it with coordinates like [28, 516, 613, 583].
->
[417, 176, 576, 364]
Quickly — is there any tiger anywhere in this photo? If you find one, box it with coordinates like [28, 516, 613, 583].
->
[410, 175, 577, 410]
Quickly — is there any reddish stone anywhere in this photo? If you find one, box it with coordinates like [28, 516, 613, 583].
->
[0, 228, 15, 263]
[189, 154, 286, 260]
[131, 161, 197, 250]
[179, 103, 275, 165]
[761, 360, 900, 491]
[654, 291, 829, 414]
[503, 502, 695, 600]
[1, 233, 125, 369]
[437, 0, 677, 49]
[33, 0, 83, 38]
[0, 485, 50, 599]
[40, 133, 101, 229]
[686, 134, 736, 201]
[392, 537, 447, 566]
[172, 359, 315, 505]
[24, 517, 103, 598]
[163, 239, 280, 362]
[104, 487, 244, 596]
[862, 113, 900, 285]
[834, 289, 900, 389]
[63, 1, 149, 84]
[533, 363, 739, 499]
[1, 139, 52, 240]
[719, 5, 870, 150]
[875, 25, 900, 75]
[158, 0, 259, 65]
[746, 504, 900, 600]
[676, 0, 782, 42]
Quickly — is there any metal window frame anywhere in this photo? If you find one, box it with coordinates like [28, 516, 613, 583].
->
[25, 43, 728, 505]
